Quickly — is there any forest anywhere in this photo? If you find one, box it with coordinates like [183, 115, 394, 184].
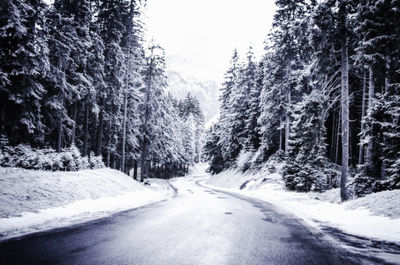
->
[0, 0, 205, 179]
[204, 0, 400, 200]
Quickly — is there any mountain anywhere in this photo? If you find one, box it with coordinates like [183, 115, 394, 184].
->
[165, 54, 221, 123]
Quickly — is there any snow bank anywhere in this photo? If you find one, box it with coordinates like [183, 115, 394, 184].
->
[205, 164, 400, 243]
[0, 167, 174, 240]
[188, 162, 209, 177]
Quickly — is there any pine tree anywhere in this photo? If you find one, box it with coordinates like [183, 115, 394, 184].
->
[204, 125, 225, 174]
[218, 50, 239, 166]
[381, 82, 400, 189]
[182, 114, 196, 164]
[176, 93, 205, 162]
[44, 4, 77, 152]
[354, 0, 400, 195]
[0, 0, 49, 145]
[245, 59, 262, 151]
[98, 0, 127, 167]
[53, 0, 93, 147]
[120, 0, 143, 173]
[139, 45, 166, 181]
[272, 0, 311, 155]
[283, 89, 332, 192]
[258, 51, 283, 160]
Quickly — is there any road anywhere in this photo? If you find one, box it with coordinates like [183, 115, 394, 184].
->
[0, 175, 392, 265]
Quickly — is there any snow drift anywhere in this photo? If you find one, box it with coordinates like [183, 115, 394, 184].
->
[0, 167, 174, 240]
[204, 163, 400, 243]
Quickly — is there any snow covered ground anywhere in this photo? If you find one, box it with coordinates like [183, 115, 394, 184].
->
[202, 163, 400, 244]
[0, 167, 174, 240]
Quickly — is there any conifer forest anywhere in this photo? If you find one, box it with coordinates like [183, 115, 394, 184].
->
[204, 0, 400, 200]
[0, 0, 204, 179]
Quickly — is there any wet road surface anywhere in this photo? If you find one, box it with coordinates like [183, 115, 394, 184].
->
[0, 175, 396, 265]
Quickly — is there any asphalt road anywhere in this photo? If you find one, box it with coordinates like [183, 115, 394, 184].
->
[0, 175, 393, 265]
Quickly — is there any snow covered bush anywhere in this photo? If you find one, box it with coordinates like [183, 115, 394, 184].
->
[249, 148, 265, 168]
[0, 151, 10, 167]
[0, 145, 34, 168]
[35, 148, 57, 171]
[353, 165, 375, 196]
[49, 152, 63, 171]
[89, 152, 105, 169]
[282, 161, 335, 192]
[0, 145, 103, 171]
[236, 150, 253, 172]
[60, 151, 75, 171]
[283, 161, 314, 192]
[80, 156, 90, 170]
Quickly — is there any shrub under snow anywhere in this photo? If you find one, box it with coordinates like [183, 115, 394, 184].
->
[0, 144, 104, 171]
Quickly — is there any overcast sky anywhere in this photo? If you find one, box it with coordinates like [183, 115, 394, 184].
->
[143, 0, 276, 81]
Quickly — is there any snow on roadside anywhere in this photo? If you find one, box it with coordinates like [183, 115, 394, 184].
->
[0, 167, 174, 240]
[204, 163, 400, 243]
[188, 162, 210, 177]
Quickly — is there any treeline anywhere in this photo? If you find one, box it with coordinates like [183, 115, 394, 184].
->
[204, 0, 400, 199]
[0, 0, 204, 178]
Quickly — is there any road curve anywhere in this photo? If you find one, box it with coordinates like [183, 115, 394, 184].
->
[0, 175, 387, 265]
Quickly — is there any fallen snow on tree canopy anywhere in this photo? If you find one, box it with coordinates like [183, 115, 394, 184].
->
[0, 167, 174, 240]
[204, 163, 400, 243]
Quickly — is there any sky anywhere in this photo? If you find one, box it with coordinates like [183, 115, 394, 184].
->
[143, 0, 276, 82]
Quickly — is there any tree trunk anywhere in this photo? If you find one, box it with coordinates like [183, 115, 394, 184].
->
[112, 153, 116, 169]
[140, 139, 147, 182]
[133, 159, 138, 180]
[340, 37, 349, 201]
[279, 114, 283, 151]
[384, 54, 390, 94]
[113, 123, 119, 170]
[71, 102, 78, 145]
[330, 110, 336, 161]
[57, 119, 63, 153]
[82, 101, 89, 156]
[284, 89, 291, 155]
[95, 110, 103, 156]
[140, 55, 154, 182]
[365, 67, 375, 166]
[358, 71, 367, 165]
[121, 91, 128, 172]
[381, 54, 390, 178]
[335, 111, 341, 164]
[0, 95, 5, 135]
[106, 120, 112, 167]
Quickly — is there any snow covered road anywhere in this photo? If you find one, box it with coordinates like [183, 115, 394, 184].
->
[0, 174, 394, 265]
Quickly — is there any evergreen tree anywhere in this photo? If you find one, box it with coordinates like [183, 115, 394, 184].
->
[0, 0, 49, 145]
[354, 0, 400, 195]
[272, 0, 311, 155]
[245, 59, 263, 151]
[217, 50, 239, 166]
[258, 51, 284, 159]
[283, 89, 333, 192]
[139, 45, 166, 181]
[204, 125, 225, 174]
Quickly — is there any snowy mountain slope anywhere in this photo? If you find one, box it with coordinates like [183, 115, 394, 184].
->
[165, 54, 221, 123]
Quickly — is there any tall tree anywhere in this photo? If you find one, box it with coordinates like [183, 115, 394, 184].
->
[139, 45, 166, 181]
[217, 50, 240, 166]
[339, 0, 350, 201]
[0, 0, 49, 146]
